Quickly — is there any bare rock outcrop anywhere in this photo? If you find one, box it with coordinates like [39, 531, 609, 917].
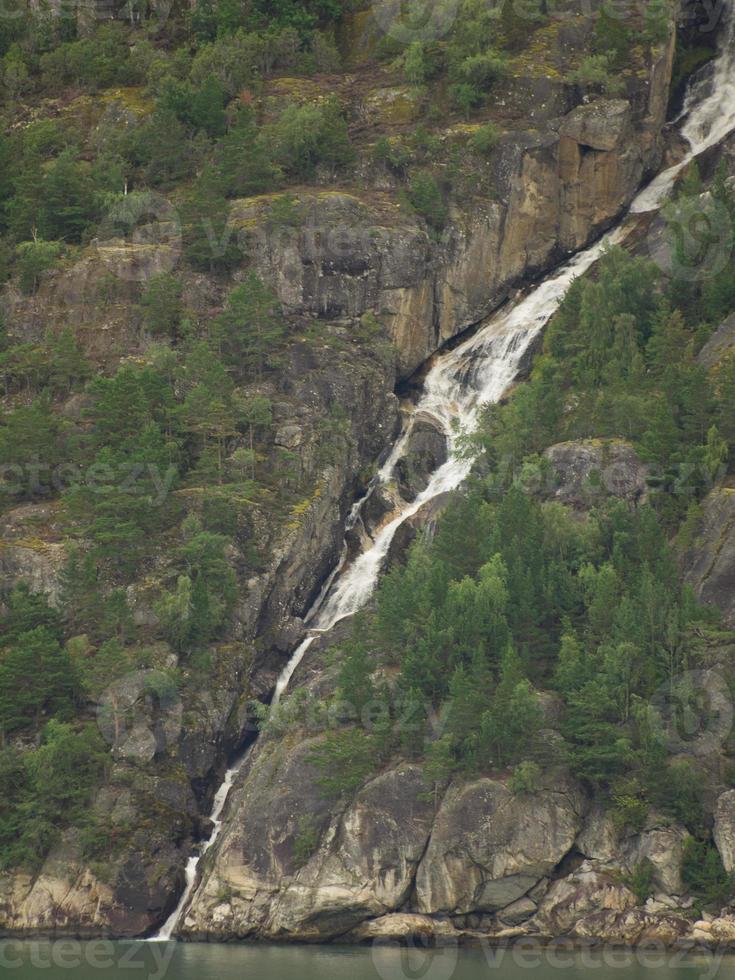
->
[182, 747, 435, 940]
[532, 870, 638, 935]
[682, 488, 735, 627]
[414, 777, 586, 915]
[541, 440, 649, 509]
[698, 312, 735, 369]
[576, 806, 689, 895]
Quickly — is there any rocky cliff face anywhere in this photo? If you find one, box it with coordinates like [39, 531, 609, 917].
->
[181, 436, 735, 949]
[682, 487, 735, 628]
[3, 32, 675, 381]
[0, 5, 690, 943]
[181, 712, 721, 948]
[0, 333, 398, 937]
[195, 82, 675, 381]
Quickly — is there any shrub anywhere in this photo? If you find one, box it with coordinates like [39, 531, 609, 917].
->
[267, 97, 355, 179]
[188, 30, 260, 96]
[451, 82, 484, 118]
[681, 839, 734, 908]
[404, 171, 447, 231]
[643, 0, 672, 45]
[308, 728, 384, 798]
[624, 858, 656, 904]
[647, 757, 705, 835]
[456, 50, 506, 90]
[15, 240, 62, 295]
[509, 760, 541, 795]
[266, 193, 304, 229]
[402, 40, 443, 85]
[468, 123, 500, 156]
[373, 137, 412, 175]
[292, 815, 320, 866]
[39, 24, 137, 90]
[612, 793, 649, 834]
[569, 55, 624, 96]
[593, 8, 632, 68]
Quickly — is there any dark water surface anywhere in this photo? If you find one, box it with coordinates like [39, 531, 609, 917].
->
[2, 940, 734, 980]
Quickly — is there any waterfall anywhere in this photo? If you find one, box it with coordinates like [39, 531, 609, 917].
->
[150, 12, 735, 939]
[631, 3, 735, 213]
[153, 759, 242, 940]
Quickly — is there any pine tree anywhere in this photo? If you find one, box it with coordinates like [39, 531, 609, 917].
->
[338, 628, 377, 719]
[140, 274, 183, 338]
[48, 328, 90, 394]
[59, 550, 106, 637]
[0, 628, 78, 733]
[38, 149, 96, 243]
[181, 177, 241, 273]
[216, 110, 279, 198]
[1, 584, 62, 646]
[214, 274, 287, 378]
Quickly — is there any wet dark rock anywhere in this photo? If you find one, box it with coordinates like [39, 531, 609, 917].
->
[394, 420, 448, 502]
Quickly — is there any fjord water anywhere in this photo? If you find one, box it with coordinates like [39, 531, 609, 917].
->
[5, 940, 735, 980]
[148, 0, 735, 942]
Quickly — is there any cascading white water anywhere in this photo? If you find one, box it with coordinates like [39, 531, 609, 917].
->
[152, 11, 735, 939]
[632, 3, 735, 213]
[153, 758, 241, 940]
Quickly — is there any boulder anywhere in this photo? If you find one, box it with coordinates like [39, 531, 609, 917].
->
[622, 819, 689, 895]
[394, 419, 448, 502]
[385, 492, 452, 567]
[497, 896, 537, 925]
[533, 870, 637, 934]
[346, 913, 458, 944]
[709, 916, 735, 943]
[560, 99, 632, 152]
[577, 806, 689, 895]
[572, 908, 691, 945]
[576, 805, 619, 864]
[414, 777, 585, 915]
[542, 439, 648, 509]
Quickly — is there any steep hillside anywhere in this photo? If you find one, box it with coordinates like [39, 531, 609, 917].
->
[2, 0, 734, 945]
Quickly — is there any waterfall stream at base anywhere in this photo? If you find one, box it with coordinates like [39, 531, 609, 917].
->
[150, 11, 735, 940]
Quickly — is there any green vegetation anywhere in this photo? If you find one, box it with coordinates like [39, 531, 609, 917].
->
[292, 814, 321, 865]
[681, 839, 735, 908]
[299, 212, 735, 882]
[468, 123, 500, 156]
[624, 859, 656, 903]
[403, 172, 448, 232]
[0, 720, 107, 870]
[0, 268, 298, 869]
[569, 54, 624, 96]
[0, 0, 700, 889]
